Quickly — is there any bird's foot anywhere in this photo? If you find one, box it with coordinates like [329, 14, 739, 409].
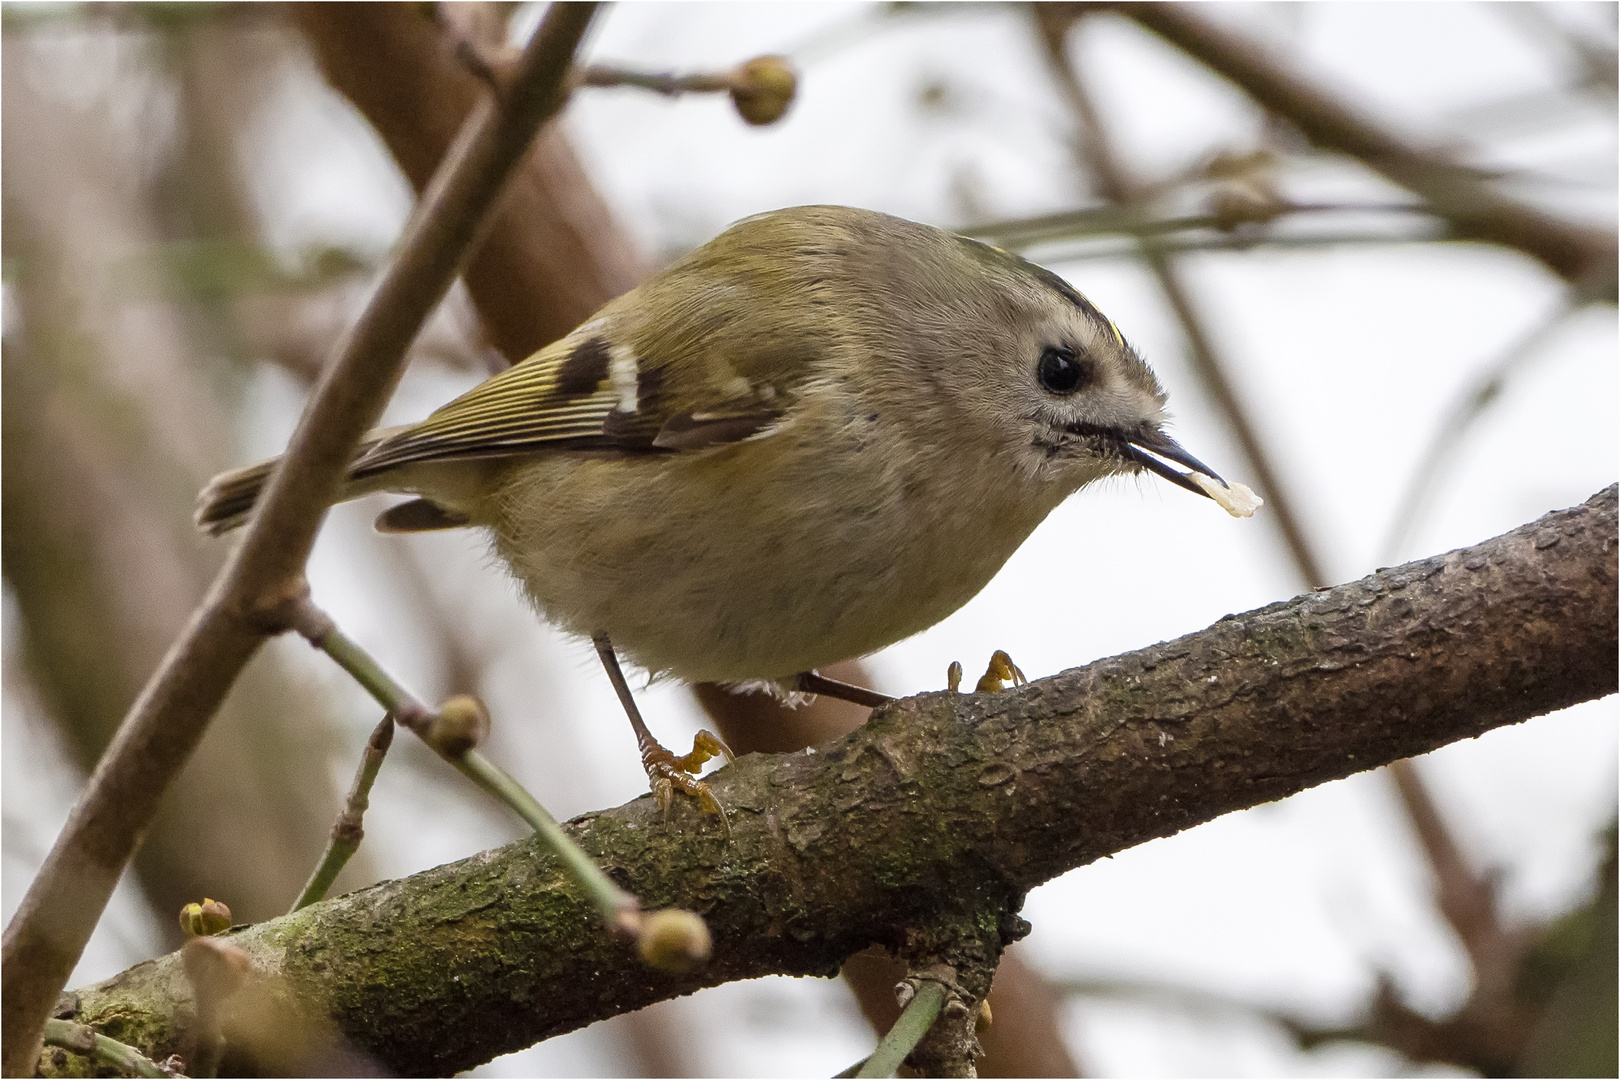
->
[644, 730, 734, 838]
[948, 650, 1028, 693]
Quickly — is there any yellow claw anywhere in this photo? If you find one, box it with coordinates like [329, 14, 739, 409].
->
[947, 660, 964, 693]
[670, 729, 734, 773]
[975, 650, 1027, 693]
[644, 730, 734, 838]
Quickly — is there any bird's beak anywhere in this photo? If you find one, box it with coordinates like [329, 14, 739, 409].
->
[1122, 428, 1228, 500]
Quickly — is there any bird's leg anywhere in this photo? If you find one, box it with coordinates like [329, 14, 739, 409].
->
[792, 670, 895, 708]
[592, 634, 733, 835]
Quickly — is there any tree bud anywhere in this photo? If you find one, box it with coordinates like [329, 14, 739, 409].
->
[428, 695, 490, 757]
[179, 898, 232, 937]
[200, 898, 232, 934]
[729, 56, 796, 125]
[636, 908, 712, 973]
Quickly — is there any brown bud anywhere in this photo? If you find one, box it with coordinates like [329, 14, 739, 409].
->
[180, 898, 233, 937]
[636, 908, 712, 973]
[199, 898, 232, 935]
[428, 695, 490, 757]
[729, 56, 796, 125]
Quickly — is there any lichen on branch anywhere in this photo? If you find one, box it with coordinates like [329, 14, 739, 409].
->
[48, 487, 1618, 1077]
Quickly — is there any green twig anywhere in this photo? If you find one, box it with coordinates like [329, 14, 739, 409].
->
[855, 981, 946, 1078]
[313, 617, 414, 713]
[289, 598, 639, 929]
[452, 749, 638, 928]
[291, 714, 395, 913]
[42, 1018, 180, 1078]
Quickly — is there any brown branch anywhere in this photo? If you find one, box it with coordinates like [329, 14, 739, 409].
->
[1387, 761, 1519, 985]
[1108, 2, 1618, 293]
[45, 488, 1618, 1077]
[0, 8, 599, 1072]
[292, 2, 643, 365]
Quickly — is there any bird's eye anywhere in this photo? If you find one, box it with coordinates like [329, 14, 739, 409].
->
[1037, 346, 1088, 396]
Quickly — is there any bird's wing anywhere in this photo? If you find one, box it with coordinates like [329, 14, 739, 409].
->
[351, 331, 787, 480]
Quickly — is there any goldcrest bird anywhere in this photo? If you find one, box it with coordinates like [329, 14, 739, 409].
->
[197, 205, 1258, 827]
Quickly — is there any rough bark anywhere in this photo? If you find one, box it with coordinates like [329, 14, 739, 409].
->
[47, 487, 1618, 1076]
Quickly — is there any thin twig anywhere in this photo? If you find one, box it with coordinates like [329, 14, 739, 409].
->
[855, 981, 947, 1078]
[42, 1018, 181, 1079]
[1020, 227, 1450, 263]
[968, 199, 1435, 249]
[291, 714, 395, 913]
[578, 62, 732, 96]
[1112, 2, 1618, 292]
[1492, 3, 1618, 113]
[0, 8, 599, 1069]
[289, 598, 641, 933]
[1036, 7, 1328, 587]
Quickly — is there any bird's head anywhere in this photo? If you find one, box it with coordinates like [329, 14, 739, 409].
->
[910, 233, 1243, 508]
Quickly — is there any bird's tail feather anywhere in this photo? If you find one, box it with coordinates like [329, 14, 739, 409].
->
[194, 429, 398, 536]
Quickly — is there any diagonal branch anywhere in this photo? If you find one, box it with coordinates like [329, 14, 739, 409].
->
[45, 487, 1617, 1077]
[1109, 2, 1618, 293]
[0, 7, 599, 1072]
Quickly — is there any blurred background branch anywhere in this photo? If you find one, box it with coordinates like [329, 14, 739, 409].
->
[1111, 2, 1618, 297]
[4, 2, 1613, 1076]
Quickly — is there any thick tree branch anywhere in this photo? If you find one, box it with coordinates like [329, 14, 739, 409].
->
[48, 488, 1617, 1076]
[0, 8, 598, 1072]
[1110, 2, 1618, 294]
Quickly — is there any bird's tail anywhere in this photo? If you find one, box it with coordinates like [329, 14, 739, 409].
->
[194, 429, 398, 536]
